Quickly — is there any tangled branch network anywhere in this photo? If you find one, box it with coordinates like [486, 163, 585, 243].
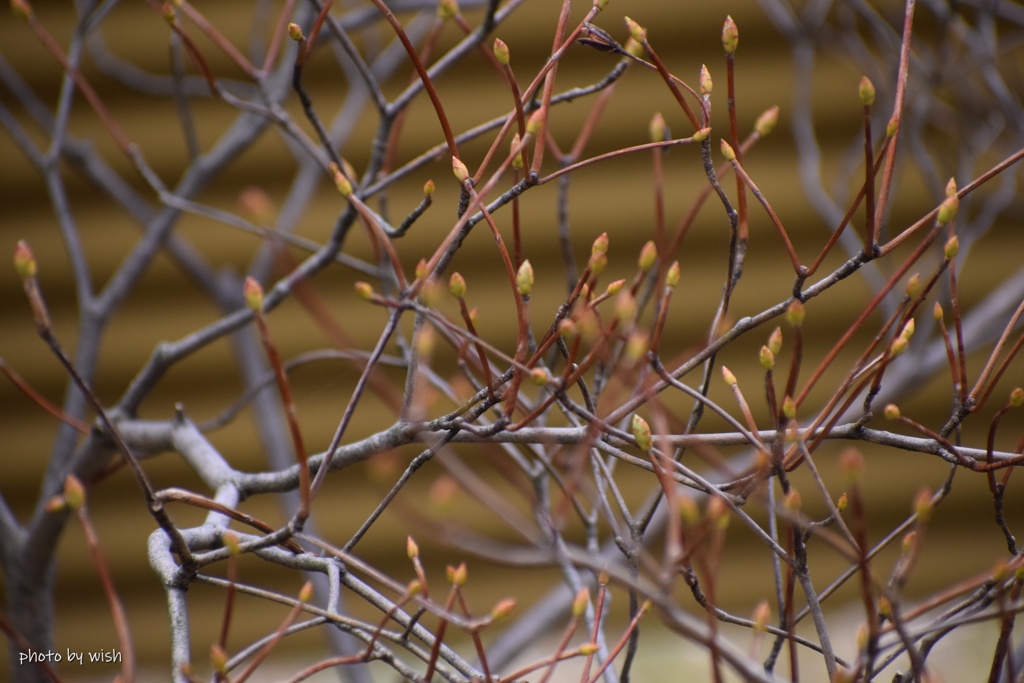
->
[2, 0, 1024, 682]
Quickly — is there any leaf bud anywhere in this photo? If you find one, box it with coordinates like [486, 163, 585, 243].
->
[493, 38, 510, 66]
[720, 138, 736, 161]
[721, 16, 739, 54]
[943, 235, 959, 260]
[937, 195, 959, 226]
[491, 598, 517, 621]
[452, 156, 470, 184]
[14, 240, 36, 280]
[516, 259, 534, 296]
[243, 276, 264, 311]
[699, 64, 713, 96]
[649, 112, 666, 144]
[754, 106, 779, 137]
[665, 261, 681, 288]
[631, 414, 651, 451]
[624, 16, 647, 44]
[767, 326, 783, 355]
[448, 272, 466, 298]
[858, 76, 875, 106]
[638, 240, 657, 272]
[786, 300, 805, 328]
[63, 474, 86, 512]
[354, 281, 374, 301]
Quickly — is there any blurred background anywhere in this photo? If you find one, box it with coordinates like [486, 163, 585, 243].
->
[2, 0, 1023, 680]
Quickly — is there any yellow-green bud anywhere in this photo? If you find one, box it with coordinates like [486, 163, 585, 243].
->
[906, 273, 922, 298]
[858, 76, 875, 106]
[691, 127, 712, 142]
[354, 281, 374, 301]
[721, 16, 739, 54]
[699, 64, 713, 97]
[423, 179, 435, 196]
[605, 279, 625, 297]
[707, 495, 730, 530]
[786, 300, 805, 327]
[721, 365, 737, 387]
[528, 367, 549, 386]
[943, 235, 960, 259]
[768, 326, 783, 355]
[452, 156, 470, 184]
[759, 345, 775, 371]
[222, 530, 241, 555]
[493, 38, 510, 66]
[572, 587, 590, 617]
[516, 259, 534, 296]
[588, 251, 607, 276]
[511, 134, 524, 170]
[782, 395, 796, 420]
[491, 598, 517, 621]
[11, 0, 33, 21]
[406, 535, 419, 559]
[447, 562, 468, 586]
[330, 164, 352, 197]
[623, 37, 644, 58]
[666, 261, 681, 288]
[210, 644, 228, 674]
[287, 22, 304, 41]
[449, 272, 466, 298]
[932, 301, 944, 321]
[945, 177, 958, 197]
[526, 110, 543, 135]
[649, 112, 666, 144]
[298, 581, 314, 603]
[632, 414, 652, 451]
[720, 138, 736, 161]
[900, 319, 915, 341]
[63, 474, 86, 511]
[836, 492, 848, 512]
[437, 0, 458, 20]
[415, 258, 429, 281]
[625, 330, 648, 364]
[755, 106, 779, 137]
[14, 240, 36, 280]
[884, 403, 901, 420]
[938, 195, 959, 226]
[886, 115, 899, 137]
[913, 487, 932, 522]
[638, 240, 657, 272]
[624, 16, 647, 44]
[614, 290, 637, 324]
[243, 276, 264, 311]
[679, 495, 700, 525]
[1010, 387, 1024, 408]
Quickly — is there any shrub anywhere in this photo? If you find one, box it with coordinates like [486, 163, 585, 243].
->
[2, 1, 1023, 682]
